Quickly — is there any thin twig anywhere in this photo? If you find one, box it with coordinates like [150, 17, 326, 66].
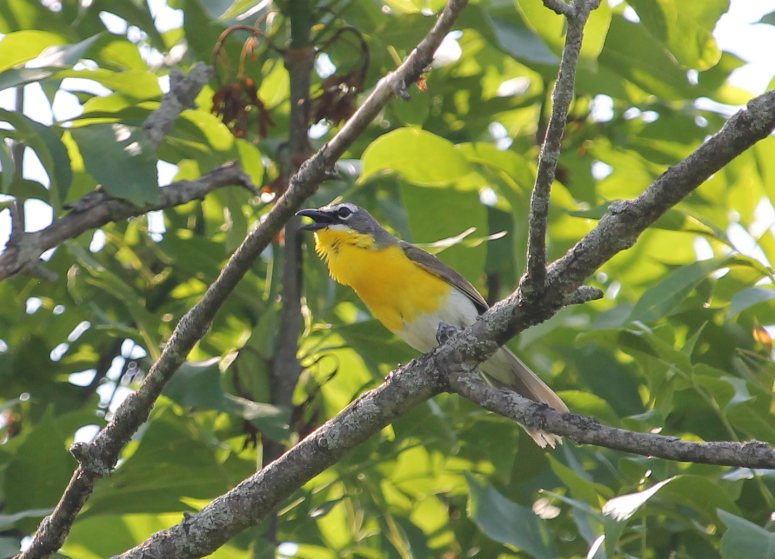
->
[524, 0, 601, 295]
[0, 162, 255, 282]
[542, 0, 574, 16]
[9, 86, 25, 242]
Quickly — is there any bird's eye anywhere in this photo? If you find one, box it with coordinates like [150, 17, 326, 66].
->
[336, 206, 353, 219]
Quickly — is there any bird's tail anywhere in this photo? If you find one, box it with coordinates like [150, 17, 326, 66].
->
[480, 348, 568, 448]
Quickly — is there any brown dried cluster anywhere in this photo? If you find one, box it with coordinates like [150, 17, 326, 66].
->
[211, 78, 275, 139]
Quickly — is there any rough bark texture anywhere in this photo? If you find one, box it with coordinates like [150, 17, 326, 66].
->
[524, 0, 601, 294]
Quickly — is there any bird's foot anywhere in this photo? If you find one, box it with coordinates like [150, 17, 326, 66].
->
[436, 322, 462, 345]
[384, 365, 401, 382]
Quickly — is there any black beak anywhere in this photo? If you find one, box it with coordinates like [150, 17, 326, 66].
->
[297, 209, 334, 231]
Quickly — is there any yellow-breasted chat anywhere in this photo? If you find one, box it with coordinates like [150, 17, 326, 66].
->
[298, 202, 568, 447]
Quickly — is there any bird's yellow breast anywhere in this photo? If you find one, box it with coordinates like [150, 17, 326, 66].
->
[314, 228, 451, 332]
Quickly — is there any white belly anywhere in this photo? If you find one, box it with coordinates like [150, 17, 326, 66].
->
[395, 288, 479, 352]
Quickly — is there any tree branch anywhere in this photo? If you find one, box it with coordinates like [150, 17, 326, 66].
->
[448, 371, 775, 468]
[524, 0, 601, 295]
[0, 162, 256, 282]
[143, 64, 213, 151]
[18, 3, 470, 559]
[0, 63, 216, 283]
[113, 86, 775, 559]
[542, 0, 574, 16]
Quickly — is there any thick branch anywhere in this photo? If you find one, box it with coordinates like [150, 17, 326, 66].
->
[524, 0, 601, 294]
[106, 86, 775, 559]
[115, 361, 443, 559]
[0, 162, 255, 282]
[449, 371, 775, 468]
[19, 3, 470, 559]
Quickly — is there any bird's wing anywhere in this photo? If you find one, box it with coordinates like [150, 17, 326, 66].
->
[400, 241, 489, 314]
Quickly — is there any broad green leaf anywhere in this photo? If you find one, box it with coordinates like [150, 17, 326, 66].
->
[489, 17, 559, 65]
[393, 91, 430, 126]
[458, 142, 534, 192]
[599, 14, 699, 100]
[56, 69, 162, 100]
[71, 123, 160, 206]
[3, 412, 77, 514]
[337, 320, 418, 365]
[26, 33, 101, 69]
[83, 409, 251, 517]
[466, 474, 558, 559]
[728, 287, 775, 317]
[517, 0, 611, 60]
[163, 358, 289, 441]
[627, 0, 725, 70]
[360, 128, 473, 187]
[548, 456, 602, 506]
[98, 39, 148, 71]
[0, 68, 54, 92]
[401, 183, 487, 284]
[718, 509, 775, 559]
[64, 513, 180, 559]
[0, 30, 64, 74]
[0, 109, 73, 203]
[235, 138, 264, 187]
[0, 508, 53, 530]
[760, 10, 775, 25]
[629, 257, 733, 323]
[726, 388, 775, 445]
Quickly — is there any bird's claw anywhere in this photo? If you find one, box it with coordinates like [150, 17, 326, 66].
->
[436, 322, 461, 345]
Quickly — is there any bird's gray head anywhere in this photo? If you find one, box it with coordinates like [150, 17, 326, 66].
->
[297, 203, 396, 245]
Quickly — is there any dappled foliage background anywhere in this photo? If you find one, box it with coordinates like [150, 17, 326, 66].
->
[1, 0, 775, 558]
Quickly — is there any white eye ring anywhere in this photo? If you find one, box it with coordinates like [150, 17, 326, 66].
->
[336, 206, 353, 219]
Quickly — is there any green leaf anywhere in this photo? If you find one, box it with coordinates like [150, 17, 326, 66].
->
[0, 508, 53, 530]
[629, 257, 733, 323]
[71, 123, 160, 205]
[3, 412, 77, 514]
[84, 409, 250, 517]
[599, 14, 699, 100]
[26, 33, 101, 69]
[466, 474, 558, 559]
[337, 320, 418, 365]
[548, 456, 602, 506]
[0, 109, 72, 203]
[760, 10, 775, 26]
[627, 0, 725, 70]
[0, 132, 13, 194]
[235, 138, 264, 187]
[729, 287, 775, 317]
[489, 17, 559, 65]
[0, 30, 65, 74]
[393, 91, 430, 126]
[517, 0, 611, 61]
[56, 69, 162, 100]
[718, 509, 775, 559]
[163, 358, 289, 442]
[401, 183, 487, 284]
[458, 142, 534, 192]
[0, 68, 54, 92]
[360, 128, 473, 187]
